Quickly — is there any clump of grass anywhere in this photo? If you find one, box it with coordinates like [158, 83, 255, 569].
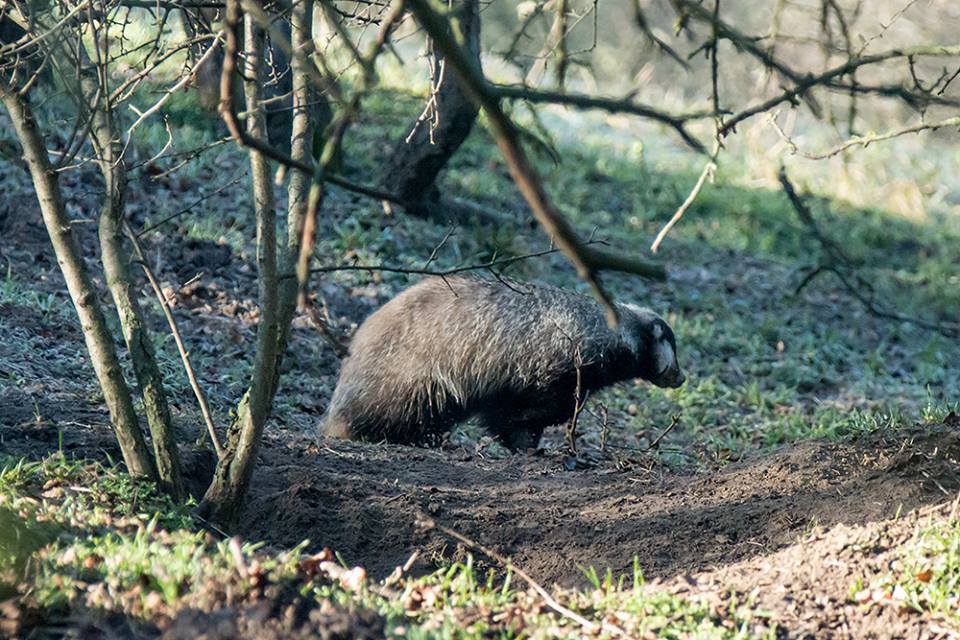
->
[850, 508, 960, 627]
[0, 268, 70, 323]
[576, 561, 778, 639]
[890, 513, 960, 622]
[369, 556, 777, 639]
[0, 455, 344, 626]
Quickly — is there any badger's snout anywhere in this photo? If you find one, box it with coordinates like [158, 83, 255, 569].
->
[655, 366, 686, 389]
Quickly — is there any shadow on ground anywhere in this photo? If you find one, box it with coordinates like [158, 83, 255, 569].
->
[242, 423, 959, 585]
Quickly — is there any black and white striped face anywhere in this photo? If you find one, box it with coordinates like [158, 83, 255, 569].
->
[648, 319, 685, 388]
[623, 305, 686, 388]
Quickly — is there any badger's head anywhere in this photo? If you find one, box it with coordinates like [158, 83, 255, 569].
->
[619, 305, 686, 388]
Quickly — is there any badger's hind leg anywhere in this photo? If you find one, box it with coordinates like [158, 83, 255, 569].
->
[478, 392, 573, 451]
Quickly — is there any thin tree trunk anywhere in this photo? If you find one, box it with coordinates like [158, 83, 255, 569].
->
[278, 0, 314, 338]
[79, 38, 186, 498]
[0, 82, 156, 480]
[381, 0, 481, 217]
[200, 8, 283, 524]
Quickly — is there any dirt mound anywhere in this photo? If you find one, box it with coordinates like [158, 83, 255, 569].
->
[244, 425, 960, 587]
[656, 505, 960, 639]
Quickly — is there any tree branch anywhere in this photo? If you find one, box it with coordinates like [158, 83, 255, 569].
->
[406, 0, 666, 327]
[492, 84, 709, 154]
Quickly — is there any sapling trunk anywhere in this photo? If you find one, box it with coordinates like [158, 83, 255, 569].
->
[80, 51, 186, 498]
[0, 82, 156, 481]
[201, 8, 285, 523]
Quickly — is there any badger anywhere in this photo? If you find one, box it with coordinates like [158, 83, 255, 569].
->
[321, 275, 685, 450]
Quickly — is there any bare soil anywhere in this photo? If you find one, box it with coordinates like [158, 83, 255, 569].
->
[244, 423, 960, 583]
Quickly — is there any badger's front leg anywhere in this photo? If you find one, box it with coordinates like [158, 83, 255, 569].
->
[478, 391, 573, 451]
[496, 423, 548, 451]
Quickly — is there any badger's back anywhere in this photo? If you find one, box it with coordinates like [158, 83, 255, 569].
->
[321, 276, 623, 443]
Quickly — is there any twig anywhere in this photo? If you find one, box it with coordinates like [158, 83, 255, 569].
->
[419, 516, 634, 639]
[646, 414, 680, 451]
[566, 344, 588, 453]
[855, 0, 921, 55]
[771, 113, 960, 160]
[123, 221, 226, 459]
[631, 0, 689, 69]
[382, 549, 420, 588]
[422, 225, 456, 270]
[302, 294, 349, 358]
[303, 239, 609, 279]
[405, 50, 445, 144]
[596, 404, 610, 452]
[650, 148, 717, 253]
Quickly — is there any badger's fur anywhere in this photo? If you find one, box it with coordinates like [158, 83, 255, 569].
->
[322, 275, 684, 449]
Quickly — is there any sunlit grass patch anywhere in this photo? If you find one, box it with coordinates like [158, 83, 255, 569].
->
[370, 557, 778, 639]
[0, 455, 317, 624]
[893, 514, 960, 622]
[852, 508, 960, 628]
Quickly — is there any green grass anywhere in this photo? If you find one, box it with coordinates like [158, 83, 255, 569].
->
[0, 455, 776, 638]
[894, 515, 960, 621]
[851, 508, 960, 625]
[0, 266, 70, 323]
